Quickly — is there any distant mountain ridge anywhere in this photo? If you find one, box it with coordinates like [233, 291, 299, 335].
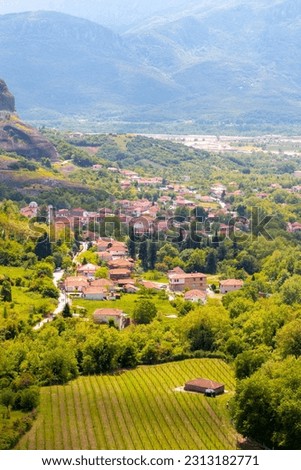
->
[0, 2, 301, 132]
[0, 0, 197, 31]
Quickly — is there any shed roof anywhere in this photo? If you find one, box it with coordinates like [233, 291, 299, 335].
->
[185, 378, 224, 390]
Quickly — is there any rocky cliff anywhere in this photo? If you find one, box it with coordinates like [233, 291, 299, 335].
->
[0, 79, 15, 112]
[0, 79, 58, 161]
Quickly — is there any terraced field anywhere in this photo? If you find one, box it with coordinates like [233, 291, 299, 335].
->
[17, 359, 239, 450]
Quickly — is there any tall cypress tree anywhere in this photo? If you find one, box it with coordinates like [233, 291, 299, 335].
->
[127, 226, 136, 260]
[148, 240, 157, 270]
[139, 239, 148, 271]
[35, 232, 52, 260]
[205, 250, 217, 274]
[62, 302, 72, 318]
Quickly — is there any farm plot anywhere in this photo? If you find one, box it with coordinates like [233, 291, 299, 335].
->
[16, 359, 239, 450]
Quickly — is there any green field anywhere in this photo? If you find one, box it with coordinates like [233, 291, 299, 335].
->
[73, 292, 178, 318]
[16, 359, 239, 450]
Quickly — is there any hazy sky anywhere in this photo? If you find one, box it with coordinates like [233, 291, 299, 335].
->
[0, 0, 196, 29]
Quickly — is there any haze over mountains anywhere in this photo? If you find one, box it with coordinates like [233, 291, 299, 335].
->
[1, 0, 301, 132]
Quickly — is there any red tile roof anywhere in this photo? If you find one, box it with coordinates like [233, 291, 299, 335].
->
[219, 279, 244, 286]
[93, 308, 124, 317]
[185, 378, 224, 390]
[184, 289, 207, 300]
[169, 272, 206, 279]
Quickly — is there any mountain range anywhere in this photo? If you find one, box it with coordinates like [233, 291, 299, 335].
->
[0, 1, 301, 132]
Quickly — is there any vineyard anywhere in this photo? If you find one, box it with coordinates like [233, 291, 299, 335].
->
[16, 359, 239, 450]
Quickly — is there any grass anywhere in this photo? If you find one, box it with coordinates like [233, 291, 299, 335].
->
[142, 270, 169, 283]
[198, 202, 220, 209]
[16, 359, 239, 450]
[72, 292, 178, 318]
[0, 266, 30, 279]
[0, 407, 29, 449]
[206, 274, 221, 285]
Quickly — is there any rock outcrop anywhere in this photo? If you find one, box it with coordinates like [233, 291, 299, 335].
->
[0, 79, 58, 161]
[0, 79, 15, 112]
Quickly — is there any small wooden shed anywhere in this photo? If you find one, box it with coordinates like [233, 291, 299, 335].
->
[184, 378, 224, 395]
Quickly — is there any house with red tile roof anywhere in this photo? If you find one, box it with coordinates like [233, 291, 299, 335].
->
[83, 286, 107, 300]
[64, 276, 89, 296]
[109, 268, 132, 280]
[93, 308, 128, 329]
[76, 263, 98, 278]
[140, 280, 162, 291]
[108, 258, 134, 271]
[219, 279, 244, 294]
[184, 289, 207, 303]
[168, 272, 207, 292]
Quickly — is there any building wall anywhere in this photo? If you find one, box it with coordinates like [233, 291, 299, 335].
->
[184, 384, 224, 395]
[84, 293, 105, 300]
[220, 284, 242, 294]
[170, 277, 206, 292]
[94, 314, 126, 329]
[184, 278, 206, 291]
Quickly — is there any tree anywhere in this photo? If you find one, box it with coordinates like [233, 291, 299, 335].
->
[132, 300, 157, 325]
[139, 340, 159, 364]
[62, 303, 72, 318]
[39, 280, 59, 299]
[234, 345, 272, 379]
[157, 243, 179, 263]
[231, 357, 301, 449]
[118, 340, 138, 368]
[205, 250, 217, 274]
[0, 389, 15, 418]
[185, 249, 205, 272]
[237, 252, 260, 275]
[95, 267, 109, 279]
[148, 241, 157, 270]
[280, 275, 301, 305]
[127, 227, 136, 260]
[34, 232, 52, 260]
[15, 387, 40, 412]
[230, 373, 275, 448]
[40, 347, 78, 385]
[1, 280, 12, 302]
[81, 330, 120, 374]
[34, 261, 53, 279]
[174, 206, 190, 219]
[276, 319, 301, 357]
[138, 240, 148, 271]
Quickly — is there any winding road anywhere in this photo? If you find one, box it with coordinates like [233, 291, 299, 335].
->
[33, 242, 88, 330]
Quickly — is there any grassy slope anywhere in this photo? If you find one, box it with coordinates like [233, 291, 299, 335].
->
[16, 359, 239, 450]
[0, 266, 56, 327]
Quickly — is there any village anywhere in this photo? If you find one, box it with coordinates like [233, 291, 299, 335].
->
[19, 167, 252, 330]
[19, 160, 301, 330]
[59, 236, 245, 329]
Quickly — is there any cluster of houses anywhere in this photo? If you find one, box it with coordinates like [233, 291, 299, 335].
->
[63, 238, 138, 300]
[109, 168, 163, 190]
[60, 233, 245, 330]
[168, 266, 207, 304]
